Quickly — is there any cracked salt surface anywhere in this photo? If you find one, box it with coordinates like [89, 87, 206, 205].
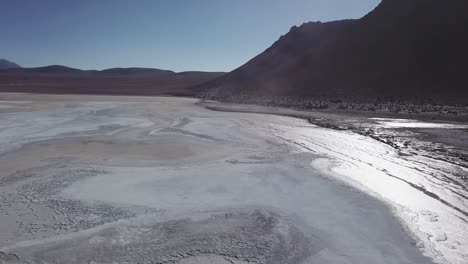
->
[0, 95, 465, 264]
[0, 101, 153, 156]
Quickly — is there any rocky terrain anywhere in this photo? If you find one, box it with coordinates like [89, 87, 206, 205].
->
[199, 94, 468, 122]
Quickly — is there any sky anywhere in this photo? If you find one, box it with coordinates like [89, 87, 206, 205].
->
[1, 0, 381, 72]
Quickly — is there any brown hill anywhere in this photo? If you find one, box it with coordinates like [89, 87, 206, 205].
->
[202, 0, 468, 103]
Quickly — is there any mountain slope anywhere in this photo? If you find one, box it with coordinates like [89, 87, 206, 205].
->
[0, 59, 21, 69]
[203, 0, 468, 103]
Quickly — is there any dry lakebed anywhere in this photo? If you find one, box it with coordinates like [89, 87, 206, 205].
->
[0, 93, 467, 264]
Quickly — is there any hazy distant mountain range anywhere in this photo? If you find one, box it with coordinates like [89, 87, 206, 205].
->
[0, 62, 224, 96]
[201, 0, 468, 103]
[0, 64, 175, 76]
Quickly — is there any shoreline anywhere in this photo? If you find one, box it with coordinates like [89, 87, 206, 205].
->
[200, 99, 468, 264]
[200, 101, 468, 169]
[0, 92, 466, 122]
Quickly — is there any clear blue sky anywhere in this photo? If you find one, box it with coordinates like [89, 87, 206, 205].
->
[1, 0, 380, 72]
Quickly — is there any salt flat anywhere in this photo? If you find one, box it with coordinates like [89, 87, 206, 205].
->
[0, 94, 464, 264]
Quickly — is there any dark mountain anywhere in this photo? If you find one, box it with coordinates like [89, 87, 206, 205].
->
[202, 0, 468, 103]
[0, 59, 21, 69]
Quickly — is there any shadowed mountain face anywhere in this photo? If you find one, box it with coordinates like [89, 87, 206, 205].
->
[203, 0, 468, 103]
[0, 59, 21, 69]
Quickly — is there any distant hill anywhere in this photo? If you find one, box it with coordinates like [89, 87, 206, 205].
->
[0, 64, 224, 96]
[7, 65, 84, 74]
[202, 0, 468, 103]
[3, 65, 174, 76]
[0, 59, 21, 69]
[99, 67, 174, 76]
